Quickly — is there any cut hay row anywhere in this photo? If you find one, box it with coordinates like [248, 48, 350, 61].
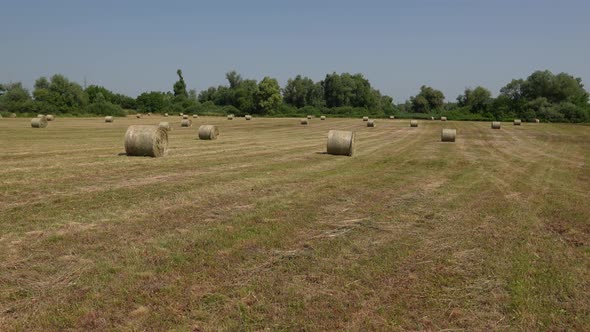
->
[124, 125, 168, 157]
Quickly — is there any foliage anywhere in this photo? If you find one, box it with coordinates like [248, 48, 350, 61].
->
[33, 74, 88, 114]
[136, 91, 170, 113]
[409, 85, 445, 113]
[255, 77, 282, 115]
[86, 92, 126, 116]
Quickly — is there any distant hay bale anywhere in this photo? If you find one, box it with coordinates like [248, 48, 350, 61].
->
[193, 114, 198, 118]
[31, 117, 48, 128]
[10, 113, 17, 118]
[37, 114, 45, 118]
[441, 116, 447, 121]
[124, 125, 168, 157]
[147, 112, 152, 116]
[491, 121, 501, 129]
[410, 120, 418, 127]
[367, 119, 376, 127]
[300, 119, 309, 125]
[431, 116, 435, 120]
[105, 116, 114, 123]
[46, 115, 54, 121]
[245, 115, 252, 120]
[389, 115, 395, 119]
[179, 113, 184, 116]
[136, 114, 141, 118]
[198, 125, 219, 140]
[441, 128, 456, 142]
[320, 115, 326, 120]
[164, 113, 169, 117]
[514, 119, 522, 126]
[327, 130, 355, 156]
[159, 121, 172, 131]
[181, 119, 192, 127]
[307, 115, 312, 119]
[362, 116, 369, 121]
[227, 114, 234, 120]
[534, 118, 540, 123]
[182, 115, 189, 119]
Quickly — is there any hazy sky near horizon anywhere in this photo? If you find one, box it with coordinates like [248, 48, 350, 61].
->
[1, 0, 589, 102]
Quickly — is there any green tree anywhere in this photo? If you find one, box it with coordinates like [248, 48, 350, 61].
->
[173, 69, 188, 98]
[136, 91, 169, 113]
[255, 77, 282, 115]
[33, 74, 87, 113]
[410, 85, 445, 113]
[457, 86, 492, 113]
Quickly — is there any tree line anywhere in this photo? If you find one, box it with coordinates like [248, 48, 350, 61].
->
[1, 69, 588, 122]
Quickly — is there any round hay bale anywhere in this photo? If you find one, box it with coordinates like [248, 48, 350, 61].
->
[441, 116, 447, 121]
[367, 119, 376, 127]
[198, 125, 219, 140]
[105, 116, 114, 123]
[182, 115, 189, 119]
[514, 119, 522, 126]
[410, 120, 418, 127]
[389, 115, 395, 119]
[534, 119, 540, 123]
[31, 117, 48, 128]
[10, 113, 17, 118]
[193, 114, 198, 118]
[320, 115, 326, 120]
[159, 121, 172, 131]
[181, 119, 192, 127]
[37, 114, 45, 118]
[227, 114, 234, 120]
[300, 119, 309, 125]
[136, 114, 142, 119]
[362, 116, 369, 121]
[179, 113, 184, 117]
[327, 130, 355, 156]
[491, 121, 501, 129]
[431, 116, 435, 120]
[147, 112, 152, 116]
[46, 115, 54, 121]
[164, 113, 169, 117]
[441, 128, 456, 142]
[307, 115, 312, 119]
[245, 115, 252, 120]
[124, 125, 168, 157]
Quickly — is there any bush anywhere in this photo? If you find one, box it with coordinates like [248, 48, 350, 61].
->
[86, 102, 126, 116]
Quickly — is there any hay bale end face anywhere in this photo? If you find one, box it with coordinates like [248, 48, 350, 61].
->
[362, 116, 369, 121]
[367, 119, 376, 127]
[159, 121, 172, 131]
[410, 120, 418, 127]
[327, 130, 355, 156]
[514, 119, 522, 126]
[181, 119, 192, 127]
[491, 121, 501, 129]
[300, 119, 309, 125]
[245, 115, 252, 120]
[227, 114, 234, 120]
[124, 125, 168, 157]
[441, 116, 447, 121]
[31, 117, 48, 128]
[198, 125, 219, 140]
[441, 128, 456, 142]
[320, 115, 326, 120]
[46, 115, 54, 121]
[105, 116, 114, 123]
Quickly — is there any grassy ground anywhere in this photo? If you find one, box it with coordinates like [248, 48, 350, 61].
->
[0, 116, 588, 331]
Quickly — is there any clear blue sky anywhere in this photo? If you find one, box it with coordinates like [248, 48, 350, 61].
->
[1, 0, 589, 103]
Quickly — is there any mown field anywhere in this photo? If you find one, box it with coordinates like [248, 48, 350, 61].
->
[0, 116, 589, 331]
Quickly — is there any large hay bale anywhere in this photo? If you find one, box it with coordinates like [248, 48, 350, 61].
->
[362, 116, 369, 121]
[227, 114, 234, 120]
[198, 125, 219, 140]
[159, 121, 172, 131]
[124, 125, 168, 157]
[514, 119, 522, 126]
[136, 114, 142, 119]
[37, 114, 45, 118]
[105, 116, 114, 123]
[327, 130, 355, 156]
[367, 119, 376, 127]
[31, 117, 48, 128]
[10, 113, 17, 118]
[300, 119, 309, 125]
[410, 120, 418, 127]
[307, 115, 312, 119]
[164, 113, 169, 117]
[181, 119, 192, 127]
[320, 115, 326, 120]
[245, 115, 252, 120]
[182, 115, 189, 119]
[46, 115, 54, 121]
[491, 121, 501, 129]
[441, 116, 447, 121]
[441, 128, 456, 142]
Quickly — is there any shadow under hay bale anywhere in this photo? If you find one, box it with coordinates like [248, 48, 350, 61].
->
[124, 125, 168, 157]
[327, 130, 355, 156]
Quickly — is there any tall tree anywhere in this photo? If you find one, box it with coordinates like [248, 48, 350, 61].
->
[255, 77, 282, 115]
[173, 69, 188, 97]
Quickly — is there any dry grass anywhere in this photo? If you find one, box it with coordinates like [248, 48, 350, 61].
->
[0, 117, 589, 331]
